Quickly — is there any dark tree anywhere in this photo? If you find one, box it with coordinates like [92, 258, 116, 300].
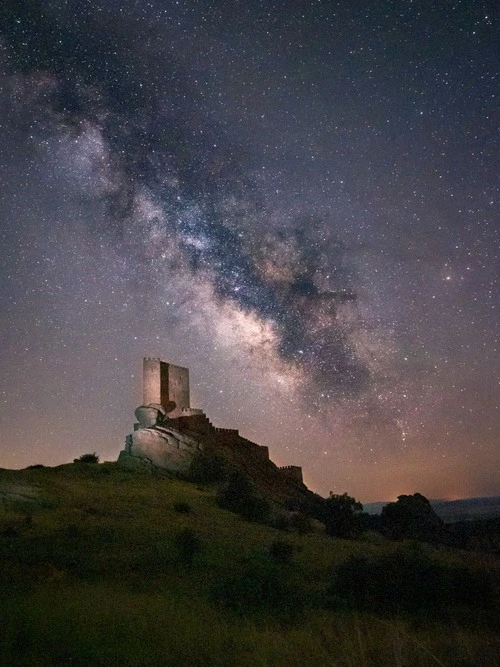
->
[381, 493, 443, 542]
[323, 492, 364, 538]
[74, 453, 99, 464]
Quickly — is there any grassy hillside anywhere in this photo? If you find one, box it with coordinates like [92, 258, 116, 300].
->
[1, 463, 499, 666]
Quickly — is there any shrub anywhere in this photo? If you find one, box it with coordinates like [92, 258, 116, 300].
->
[269, 540, 295, 565]
[299, 494, 327, 522]
[329, 549, 499, 617]
[173, 502, 192, 514]
[74, 453, 99, 464]
[275, 512, 312, 534]
[274, 513, 291, 531]
[212, 555, 304, 618]
[174, 528, 201, 566]
[25, 464, 45, 469]
[289, 513, 313, 534]
[189, 454, 229, 483]
[445, 517, 500, 554]
[1, 516, 33, 538]
[217, 471, 270, 523]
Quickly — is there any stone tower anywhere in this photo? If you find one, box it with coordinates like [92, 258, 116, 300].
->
[143, 357, 190, 416]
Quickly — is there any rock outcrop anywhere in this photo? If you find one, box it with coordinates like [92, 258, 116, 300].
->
[117, 359, 307, 505]
[119, 425, 203, 473]
[118, 402, 203, 473]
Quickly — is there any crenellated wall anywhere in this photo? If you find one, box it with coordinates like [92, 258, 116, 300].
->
[279, 465, 303, 484]
[132, 356, 302, 483]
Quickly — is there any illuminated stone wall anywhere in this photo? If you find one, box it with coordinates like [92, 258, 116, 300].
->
[142, 357, 190, 416]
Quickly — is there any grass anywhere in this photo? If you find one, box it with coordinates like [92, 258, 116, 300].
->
[2, 586, 498, 666]
[0, 463, 499, 666]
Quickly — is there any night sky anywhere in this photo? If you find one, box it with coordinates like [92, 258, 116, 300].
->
[1, 1, 498, 502]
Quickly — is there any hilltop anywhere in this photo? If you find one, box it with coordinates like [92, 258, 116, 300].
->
[1, 462, 499, 666]
[365, 496, 500, 522]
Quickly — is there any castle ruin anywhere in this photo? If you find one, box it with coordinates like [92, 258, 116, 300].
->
[143, 357, 190, 417]
[119, 357, 303, 486]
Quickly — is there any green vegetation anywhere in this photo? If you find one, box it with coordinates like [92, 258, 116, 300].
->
[174, 527, 202, 566]
[323, 492, 364, 538]
[216, 469, 271, 522]
[173, 501, 193, 514]
[380, 493, 444, 542]
[73, 452, 99, 464]
[0, 463, 498, 666]
[268, 539, 296, 565]
[189, 453, 229, 484]
[330, 548, 497, 619]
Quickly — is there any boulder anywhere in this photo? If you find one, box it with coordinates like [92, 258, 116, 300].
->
[118, 425, 203, 473]
[134, 402, 175, 428]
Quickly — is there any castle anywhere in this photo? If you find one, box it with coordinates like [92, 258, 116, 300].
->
[119, 357, 304, 487]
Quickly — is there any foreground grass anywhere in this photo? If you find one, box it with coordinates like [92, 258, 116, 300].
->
[0, 463, 498, 666]
[3, 584, 499, 667]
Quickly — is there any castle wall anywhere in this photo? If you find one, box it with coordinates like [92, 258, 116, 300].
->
[171, 414, 213, 435]
[279, 465, 303, 484]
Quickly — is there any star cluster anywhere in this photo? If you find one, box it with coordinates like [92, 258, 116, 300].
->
[0, 1, 498, 501]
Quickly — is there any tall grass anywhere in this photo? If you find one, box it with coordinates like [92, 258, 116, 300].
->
[3, 585, 498, 666]
[1, 464, 498, 666]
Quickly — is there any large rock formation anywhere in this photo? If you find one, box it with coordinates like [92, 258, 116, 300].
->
[118, 359, 307, 505]
[118, 403, 203, 473]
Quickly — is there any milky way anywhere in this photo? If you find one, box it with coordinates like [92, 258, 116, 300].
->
[1, 1, 498, 501]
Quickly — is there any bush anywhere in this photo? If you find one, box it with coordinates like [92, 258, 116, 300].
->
[445, 517, 500, 554]
[299, 494, 327, 522]
[290, 513, 313, 534]
[212, 555, 304, 618]
[173, 502, 192, 514]
[189, 454, 229, 484]
[269, 540, 295, 565]
[74, 453, 99, 464]
[173, 528, 202, 566]
[25, 464, 45, 469]
[217, 471, 270, 523]
[274, 513, 291, 531]
[329, 549, 499, 617]
[275, 512, 312, 534]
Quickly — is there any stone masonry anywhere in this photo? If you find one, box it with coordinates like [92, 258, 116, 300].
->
[119, 357, 303, 483]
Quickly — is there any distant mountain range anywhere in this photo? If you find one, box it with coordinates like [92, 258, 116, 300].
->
[364, 496, 500, 522]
